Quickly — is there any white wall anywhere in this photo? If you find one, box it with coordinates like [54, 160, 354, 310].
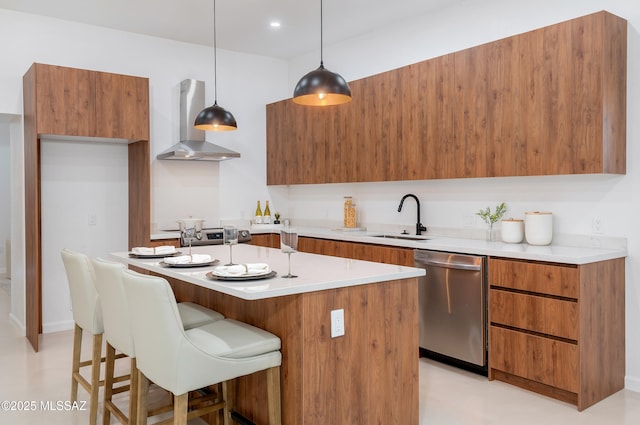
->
[0, 9, 288, 334]
[8, 116, 24, 329]
[282, 0, 640, 391]
[0, 122, 10, 273]
[40, 140, 129, 332]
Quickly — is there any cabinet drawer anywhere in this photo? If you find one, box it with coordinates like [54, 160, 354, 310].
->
[490, 326, 578, 393]
[490, 289, 578, 340]
[489, 258, 579, 298]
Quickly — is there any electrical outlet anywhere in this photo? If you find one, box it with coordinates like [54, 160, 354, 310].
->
[331, 309, 345, 338]
[88, 213, 97, 226]
[592, 217, 604, 234]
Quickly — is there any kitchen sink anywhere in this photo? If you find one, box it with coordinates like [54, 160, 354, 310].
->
[370, 234, 431, 242]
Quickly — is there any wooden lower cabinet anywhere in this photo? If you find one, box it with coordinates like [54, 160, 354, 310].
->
[147, 238, 180, 248]
[300, 237, 414, 266]
[490, 326, 579, 393]
[250, 234, 414, 266]
[249, 233, 280, 248]
[488, 257, 625, 410]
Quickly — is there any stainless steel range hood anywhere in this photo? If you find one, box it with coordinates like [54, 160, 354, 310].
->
[156, 79, 240, 161]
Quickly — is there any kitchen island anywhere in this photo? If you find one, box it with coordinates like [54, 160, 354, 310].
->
[112, 244, 424, 425]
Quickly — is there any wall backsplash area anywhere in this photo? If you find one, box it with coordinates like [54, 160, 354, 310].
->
[274, 174, 629, 248]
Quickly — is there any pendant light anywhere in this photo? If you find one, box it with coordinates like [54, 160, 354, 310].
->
[194, 0, 237, 131]
[293, 0, 352, 106]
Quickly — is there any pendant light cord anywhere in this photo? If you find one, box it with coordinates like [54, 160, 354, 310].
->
[320, 0, 324, 67]
[213, 0, 218, 104]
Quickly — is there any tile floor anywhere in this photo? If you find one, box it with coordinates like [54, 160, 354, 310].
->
[0, 286, 638, 424]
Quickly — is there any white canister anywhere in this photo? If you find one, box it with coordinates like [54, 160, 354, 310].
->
[501, 219, 524, 243]
[524, 212, 553, 246]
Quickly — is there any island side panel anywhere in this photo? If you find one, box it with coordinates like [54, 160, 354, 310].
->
[162, 274, 418, 425]
[301, 278, 419, 425]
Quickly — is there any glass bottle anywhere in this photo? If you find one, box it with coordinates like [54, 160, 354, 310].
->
[263, 200, 271, 224]
[344, 197, 357, 228]
[343, 197, 353, 227]
[346, 203, 357, 228]
[255, 200, 263, 224]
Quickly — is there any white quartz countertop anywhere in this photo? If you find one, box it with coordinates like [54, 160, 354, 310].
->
[111, 244, 424, 301]
[251, 226, 627, 265]
[150, 230, 181, 240]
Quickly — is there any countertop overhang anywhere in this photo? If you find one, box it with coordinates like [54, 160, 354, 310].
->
[111, 244, 424, 300]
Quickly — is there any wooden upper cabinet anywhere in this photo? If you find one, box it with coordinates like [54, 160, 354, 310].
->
[31, 63, 149, 141]
[486, 35, 521, 176]
[94, 71, 150, 141]
[266, 11, 626, 185]
[573, 12, 627, 174]
[34, 65, 94, 136]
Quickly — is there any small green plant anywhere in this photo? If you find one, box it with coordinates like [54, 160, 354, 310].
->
[476, 202, 507, 225]
[274, 212, 281, 220]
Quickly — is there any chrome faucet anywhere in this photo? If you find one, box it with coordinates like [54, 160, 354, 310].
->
[398, 194, 427, 235]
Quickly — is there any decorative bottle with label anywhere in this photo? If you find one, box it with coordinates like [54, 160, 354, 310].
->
[343, 197, 352, 227]
[255, 200, 263, 224]
[263, 201, 271, 224]
[344, 196, 357, 228]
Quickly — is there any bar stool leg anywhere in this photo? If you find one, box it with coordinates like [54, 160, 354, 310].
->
[221, 380, 233, 425]
[70, 324, 83, 402]
[136, 370, 149, 425]
[266, 367, 282, 425]
[129, 358, 139, 425]
[89, 333, 103, 425]
[103, 343, 116, 425]
[174, 393, 189, 425]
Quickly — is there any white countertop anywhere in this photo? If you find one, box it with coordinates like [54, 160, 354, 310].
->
[150, 230, 181, 240]
[111, 244, 424, 301]
[251, 226, 627, 265]
[151, 224, 627, 265]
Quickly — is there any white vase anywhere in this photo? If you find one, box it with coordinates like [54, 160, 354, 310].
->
[501, 219, 524, 244]
[524, 212, 553, 245]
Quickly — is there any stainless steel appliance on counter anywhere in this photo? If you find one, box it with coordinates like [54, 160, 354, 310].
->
[414, 249, 487, 374]
[180, 228, 251, 247]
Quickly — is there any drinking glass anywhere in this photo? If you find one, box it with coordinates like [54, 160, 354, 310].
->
[223, 225, 238, 266]
[280, 228, 298, 278]
[182, 227, 197, 257]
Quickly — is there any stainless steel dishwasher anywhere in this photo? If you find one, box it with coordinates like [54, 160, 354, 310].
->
[414, 249, 487, 373]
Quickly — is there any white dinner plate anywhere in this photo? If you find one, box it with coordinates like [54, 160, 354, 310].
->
[129, 251, 181, 259]
[159, 259, 219, 268]
[211, 265, 272, 278]
[206, 270, 277, 281]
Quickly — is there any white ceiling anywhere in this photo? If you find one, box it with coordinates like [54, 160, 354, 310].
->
[0, 0, 463, 59]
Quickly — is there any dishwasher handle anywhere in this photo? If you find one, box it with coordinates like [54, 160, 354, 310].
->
[415, 257, 483, 271]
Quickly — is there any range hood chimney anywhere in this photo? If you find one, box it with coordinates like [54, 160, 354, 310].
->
[156, 79, 241, 161]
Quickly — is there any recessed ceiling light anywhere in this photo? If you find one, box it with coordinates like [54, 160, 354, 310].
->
[270, 21, 281, 29]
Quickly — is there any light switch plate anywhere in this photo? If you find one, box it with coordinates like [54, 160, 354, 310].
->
[331, 309, 345, 338]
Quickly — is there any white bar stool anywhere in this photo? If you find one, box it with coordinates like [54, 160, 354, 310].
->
[60, 248, 106, 425]
[121, 269, 283, 425]
[92, 257, 226, 425]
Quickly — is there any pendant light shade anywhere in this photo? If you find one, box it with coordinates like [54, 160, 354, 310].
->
[194, 102, 237, 131]
[293, 63, 352, 106]
[195, 0, 237, 131]
[293, 0, 352, 106]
